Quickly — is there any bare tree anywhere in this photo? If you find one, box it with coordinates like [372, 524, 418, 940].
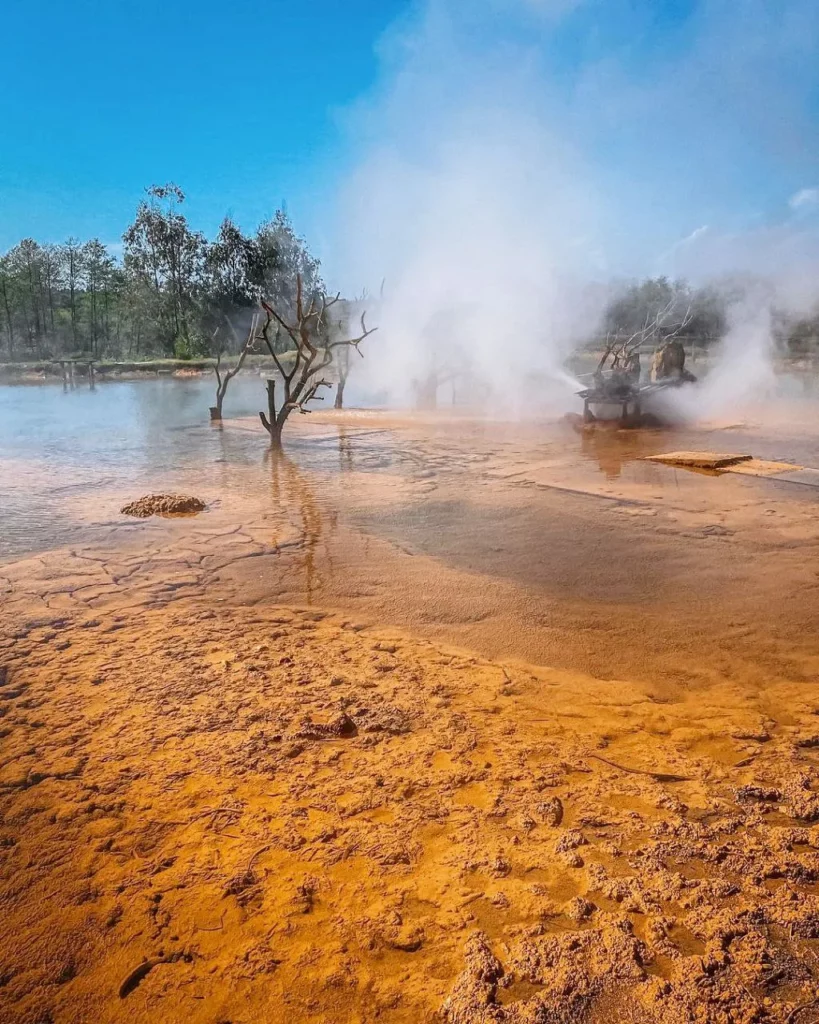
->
[334, 343, 350, 409]
[413, 367, 453, 410]
[596, 298, 694, 381]
[257, 275, 376, 448]
[210, 313, 258, 421]
[334, 286, 380, 409]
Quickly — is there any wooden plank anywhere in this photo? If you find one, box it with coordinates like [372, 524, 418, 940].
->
[723, 459, 801, 477]
[643, 451, 753, 469]
[644, 452, 807, 479]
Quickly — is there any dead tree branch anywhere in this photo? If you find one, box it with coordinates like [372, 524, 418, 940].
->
[210, 313, 259, 421]
[598, 299, 694, 378]
[257, 275, 377, 447]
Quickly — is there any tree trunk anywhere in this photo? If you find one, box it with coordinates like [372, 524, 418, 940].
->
[90, 284, 98, 357]
[69, 276, 77, 349]
[38, 274, 49, 343]
[26, 261, 42, 354]
[46, 270, 56, 335]
[415, 372, 438, 410]
[211, 357, 225, 420]
[0, 280, 13, 357]
[210, 371, 227, 420]
[259, 378, 285, 448]
[267, 422, 284, 449]
[334, 376, 346, 409]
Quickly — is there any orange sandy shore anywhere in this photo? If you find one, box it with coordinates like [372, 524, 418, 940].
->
[2, 412, 819, 1024]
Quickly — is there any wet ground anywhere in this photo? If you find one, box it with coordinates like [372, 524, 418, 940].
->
[2, 376, 819, 1023]
[3, 377, 819, 686]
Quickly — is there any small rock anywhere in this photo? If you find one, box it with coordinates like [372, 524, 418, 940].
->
[555, 829, 586, 853]
[536, 797, 564, 826]
[565, 896, 596, 921]
[120, 494, 206, 517]
[489, 856, 511, 878]
[735, 784, 781, 803]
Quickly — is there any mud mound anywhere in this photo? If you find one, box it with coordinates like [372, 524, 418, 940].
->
[120, 493, 206, 517]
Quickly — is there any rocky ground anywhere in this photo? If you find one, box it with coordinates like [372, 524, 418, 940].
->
[3, 594, 819, 1024]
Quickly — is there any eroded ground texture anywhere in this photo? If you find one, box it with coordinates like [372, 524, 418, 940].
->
[2, 406, 819, 1024]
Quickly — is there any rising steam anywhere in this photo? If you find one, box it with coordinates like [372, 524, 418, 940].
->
[327, 0, 819, 418]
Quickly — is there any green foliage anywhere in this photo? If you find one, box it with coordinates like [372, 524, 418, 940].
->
[173, 336, 193, 360]
[775, 310, 819, 354]
[0, 185, 323, 363]
[604, 276, 727, 346]
[256, 210, 324, 319]
[602, 275, 819, 355]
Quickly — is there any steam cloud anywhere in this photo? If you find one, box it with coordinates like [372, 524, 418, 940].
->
[328, 0, 819, 418]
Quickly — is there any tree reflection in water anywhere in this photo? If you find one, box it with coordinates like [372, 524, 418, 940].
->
[264, 448, 340, 604]
[578, 426, 667, 481]
[337, 427, 354, 473]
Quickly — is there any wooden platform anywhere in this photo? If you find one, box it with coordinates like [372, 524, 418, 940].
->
[644, 452, 803, 478]
[725, 459, 803, 477]
[643, 452, 753, 470]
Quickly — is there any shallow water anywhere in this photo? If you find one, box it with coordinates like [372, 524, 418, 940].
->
[2, 375, 819, 564]
[0, 376, 387, 557]
[0, 374, 358, 475]
[2, 375, 819, 700]
[0, 379, 242, 555]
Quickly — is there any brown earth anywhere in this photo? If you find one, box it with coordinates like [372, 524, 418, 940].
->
[2, 411, 819, 1024]
[120, 494, 207, 518]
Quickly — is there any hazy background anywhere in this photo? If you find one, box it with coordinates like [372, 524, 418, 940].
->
[326, 0, 819, 409]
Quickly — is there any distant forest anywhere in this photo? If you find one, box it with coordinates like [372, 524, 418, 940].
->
[1, 183, 818, 363]
[0, 184, 324, 363]
[599, 275, 819, 357]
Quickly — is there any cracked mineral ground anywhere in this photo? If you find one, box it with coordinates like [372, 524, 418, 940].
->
[2, 379, 819, 1024]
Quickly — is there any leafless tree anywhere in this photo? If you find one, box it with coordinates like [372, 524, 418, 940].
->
[334, 286, 380, 409]
[413, 366, 457, 410]
[334, 343, 351, 409]
[413, 342, 471, 410]
[596, 299, 694, 379]
[257, 275, 376, 448]
[210, 313, 259, 421]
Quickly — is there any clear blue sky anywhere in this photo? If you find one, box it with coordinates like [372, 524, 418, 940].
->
[0, 0, 406, 247]
[2, 0, 818, 278]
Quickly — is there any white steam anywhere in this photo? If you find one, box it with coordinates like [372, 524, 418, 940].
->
[661, 295, 779, 423]
[331, 0, 607, 413]
[325, 0, 819, 419]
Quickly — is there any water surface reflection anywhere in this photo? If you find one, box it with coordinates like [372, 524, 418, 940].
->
[2, 376, 818, 565]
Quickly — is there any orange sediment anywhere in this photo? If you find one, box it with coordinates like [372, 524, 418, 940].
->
[2, 411, 819, 1023]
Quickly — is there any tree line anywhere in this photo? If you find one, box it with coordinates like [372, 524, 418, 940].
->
[4, 187, 818, 368]
[0, 184, 324, 363]
[602, 274, 819, 355]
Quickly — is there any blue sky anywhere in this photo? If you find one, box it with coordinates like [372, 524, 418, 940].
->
[0, 0, 405, 247]
[2, 0, 818, 283]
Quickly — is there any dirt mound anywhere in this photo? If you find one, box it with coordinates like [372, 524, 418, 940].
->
[120, 493, 206, 517]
